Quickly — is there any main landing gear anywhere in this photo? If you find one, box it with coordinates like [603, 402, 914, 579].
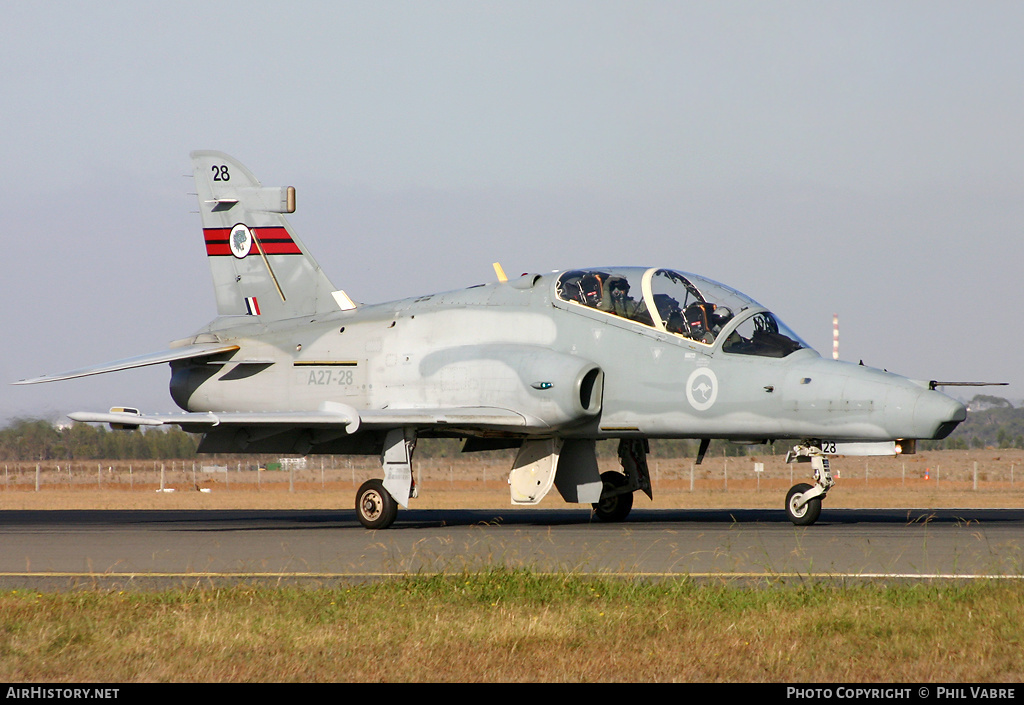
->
[356, 478, 398, 530]
[355, 428, 416, 530]
[784, 444, 835, 526]
[591, 439, 652, 522]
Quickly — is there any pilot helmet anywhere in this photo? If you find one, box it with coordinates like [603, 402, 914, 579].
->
[608, 276, 630, 297]
[711, 305, 732, 329]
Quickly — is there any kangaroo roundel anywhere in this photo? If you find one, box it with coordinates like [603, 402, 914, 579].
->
[686, 367, 718, 411]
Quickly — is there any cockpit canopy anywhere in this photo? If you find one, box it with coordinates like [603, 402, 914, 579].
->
[555, 267, 811, 358]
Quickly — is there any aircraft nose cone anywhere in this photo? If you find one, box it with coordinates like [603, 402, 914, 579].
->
[917, 390, 967, 440]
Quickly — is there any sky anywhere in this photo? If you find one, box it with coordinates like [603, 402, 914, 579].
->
[3, 1, 1023, 424]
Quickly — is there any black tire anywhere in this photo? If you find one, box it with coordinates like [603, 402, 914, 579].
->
[592, 471, 633, 522]
[785, 482, 822, 526]
[356, 479, 398, 529]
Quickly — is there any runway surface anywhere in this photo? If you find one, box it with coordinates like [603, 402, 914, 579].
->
[2, 507, 1022, 589]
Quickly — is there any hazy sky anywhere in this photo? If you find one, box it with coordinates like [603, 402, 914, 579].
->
[3, 1, 1022, 423]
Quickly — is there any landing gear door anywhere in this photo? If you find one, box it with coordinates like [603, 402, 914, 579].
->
[509, 438, 562, 505]
[554, 439, 603, 504]
[381, 427, 416, 507]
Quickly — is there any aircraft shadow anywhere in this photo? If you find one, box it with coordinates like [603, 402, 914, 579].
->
[369, 507, 1024, 530]
[2, 508, 1021, 533]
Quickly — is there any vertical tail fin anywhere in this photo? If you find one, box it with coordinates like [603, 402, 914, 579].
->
[191, 151, 347, 321]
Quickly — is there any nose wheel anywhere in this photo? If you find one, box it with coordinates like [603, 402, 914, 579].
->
[785, 482, 822, 526]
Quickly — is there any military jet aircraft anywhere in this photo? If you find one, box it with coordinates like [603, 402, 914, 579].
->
[16, 151, 970, 529]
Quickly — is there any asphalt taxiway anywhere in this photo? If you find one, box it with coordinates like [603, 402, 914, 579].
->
[1, 508, 1022, 589]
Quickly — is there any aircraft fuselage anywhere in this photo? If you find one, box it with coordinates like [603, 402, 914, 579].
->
[170, 269, 965, 455]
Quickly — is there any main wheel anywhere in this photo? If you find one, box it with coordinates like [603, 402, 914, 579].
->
[785, 482, 822, 526]
[356, 479, 398, 529]
[592, 471, 633, 522]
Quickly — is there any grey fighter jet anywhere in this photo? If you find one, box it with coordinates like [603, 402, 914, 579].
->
[16, 152, 970, 528]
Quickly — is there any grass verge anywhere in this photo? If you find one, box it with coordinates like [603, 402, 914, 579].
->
[1, 571, 1022, 682]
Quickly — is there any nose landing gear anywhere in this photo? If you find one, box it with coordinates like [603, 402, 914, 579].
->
[784, 444, 834, 526]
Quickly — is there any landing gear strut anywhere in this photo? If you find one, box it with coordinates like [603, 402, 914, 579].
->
[784, 444, 834, 526]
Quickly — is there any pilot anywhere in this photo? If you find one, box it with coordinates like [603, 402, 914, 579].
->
[710, 306, 740, 347]
[710, 306, 733, 333]
[602, 276, 642, 319]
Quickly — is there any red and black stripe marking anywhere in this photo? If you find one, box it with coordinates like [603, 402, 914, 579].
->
[203, 227, 302, 256]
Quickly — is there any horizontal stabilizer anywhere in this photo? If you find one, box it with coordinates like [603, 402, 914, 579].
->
[13, 343, 240, 385]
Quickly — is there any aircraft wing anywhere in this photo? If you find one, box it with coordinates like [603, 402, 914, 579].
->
[67, 405, 529, 434]
[13, 344, 241, 385]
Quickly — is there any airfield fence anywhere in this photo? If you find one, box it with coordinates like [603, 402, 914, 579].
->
[2, 450, 1023, 496]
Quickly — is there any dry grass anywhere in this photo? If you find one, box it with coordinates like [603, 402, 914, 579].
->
[1, 576, 1021, 682]
[2, 448, 1023, 511]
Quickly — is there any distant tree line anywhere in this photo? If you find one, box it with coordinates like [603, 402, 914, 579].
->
[0, 419, 198, 461]
[2, 394, 1021, 461]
